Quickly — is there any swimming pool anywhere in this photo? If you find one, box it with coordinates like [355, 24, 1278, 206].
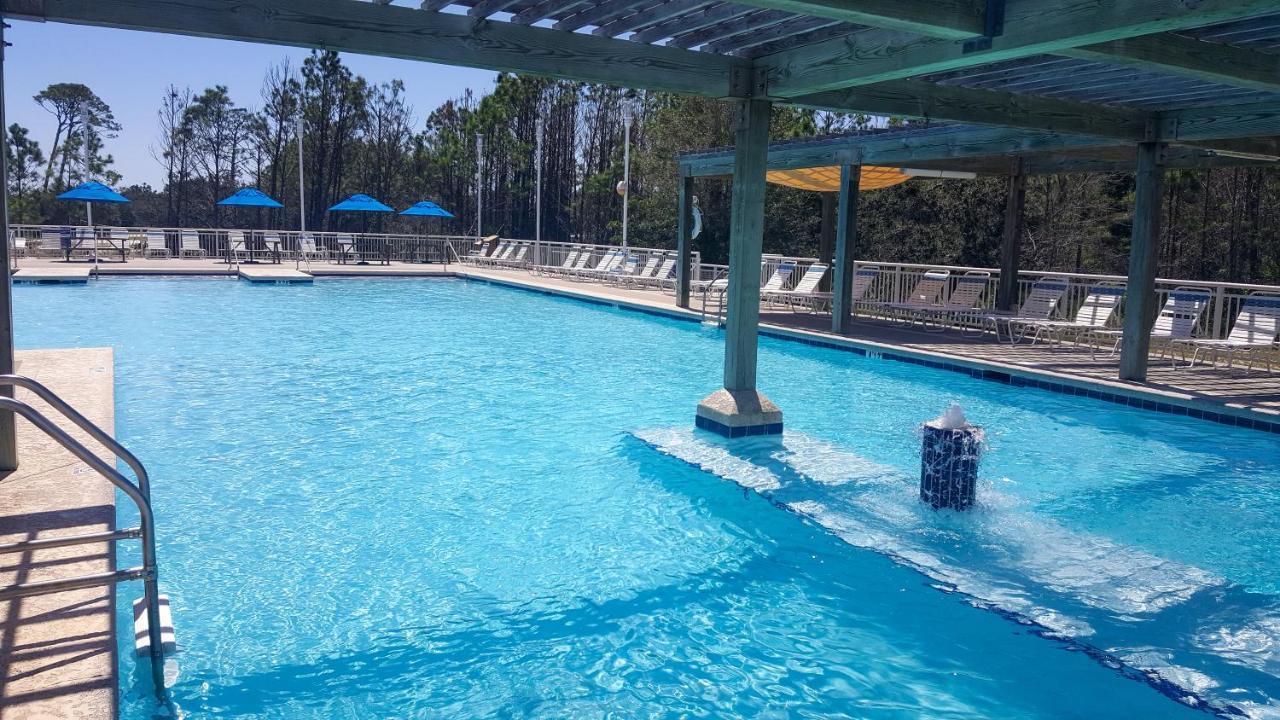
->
[15, 277, 1280, 719]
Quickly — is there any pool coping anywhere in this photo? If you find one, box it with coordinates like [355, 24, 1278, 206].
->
[458, 270, 1280, 435]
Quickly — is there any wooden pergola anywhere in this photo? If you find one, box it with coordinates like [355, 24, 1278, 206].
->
[0, 0, 1278, 443]
[674, 122, 1278, 374]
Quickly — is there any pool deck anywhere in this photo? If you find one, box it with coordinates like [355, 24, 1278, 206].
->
[11, 256, 1280, 422]
[0, 347, 117, 720]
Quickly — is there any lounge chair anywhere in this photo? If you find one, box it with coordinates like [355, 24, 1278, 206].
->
[228, 231, 249, 261]
[297, 234, 325, 261]
[1175, 292, 1280, 371]
[763, 262, 829, 312]
[144, 230, 171, 258]
[476, 241, 513, 267]
[761, 261, 797, 295]
[1014, 282, 1125, 348]
[534, 247, 579, 276]
[626, 254, 677, 290]
[180, 231, 205, 258]
[611, 252, 662, 285]
[1087, 286, 1210, 360]
[554, 248, 595, 278]
[869, 269, 950, 319]
[603, 253, 642, 283]
[570, 248, 624, 280]
[33, 230, 60, 257]
[909, 271, 991, 329]
[967, 277, 1069, 342]
[492, 243, 530, 268]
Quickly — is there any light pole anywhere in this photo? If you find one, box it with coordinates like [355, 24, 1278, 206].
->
[534, 117, 543, 265]
[620, 105, 632, 250]
[296, 113, 307, 269]
[476, 134, 484, 240]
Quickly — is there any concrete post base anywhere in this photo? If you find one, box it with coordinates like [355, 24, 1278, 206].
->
[695, 388, 783, 438]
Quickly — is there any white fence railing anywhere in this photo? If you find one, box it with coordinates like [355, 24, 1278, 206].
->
[696, 255, 1280, 341]
[8, 224, 473, 267]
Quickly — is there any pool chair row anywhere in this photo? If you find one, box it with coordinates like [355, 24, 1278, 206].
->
[466, 239, 533, 268]
[692, 260, 836, 313]
[533, 246, 679, 290]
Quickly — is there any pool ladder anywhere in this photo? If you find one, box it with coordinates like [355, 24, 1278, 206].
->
[0, 374, 167, 696]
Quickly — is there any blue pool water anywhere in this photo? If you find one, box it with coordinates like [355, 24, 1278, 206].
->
[15, 277, 1280, 719]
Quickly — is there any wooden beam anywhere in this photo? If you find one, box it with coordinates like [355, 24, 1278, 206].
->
[996, 162, 1027, 312]
[4, 0, 745, 97]
[554, 0, 645, 32]
[676, 175, 695, 308]
[831, 162, 860, 334]
[467, 0, 523, 19]
[1119, 141, 1166, 382]
[793, 78, 1148, 140]
[1170, 101, 1280, 143]
[725, 0, 983, 39]
[592, 0, 713, 37]
[759, 0, 1279, 97]
[1063, 33, 1280, 94]
[630, 2, 744, 44]
[510, 0, 587, 24]
[668, 9, 783, 49]
[723, 98, 772, 392]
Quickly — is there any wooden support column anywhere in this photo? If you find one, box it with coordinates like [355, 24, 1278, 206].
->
[831, 163, 860, 334]
[1119, 141, 1166, 382]
[676, 174, 694, 308]
[0, 22, 16, 471]
[817, 192, 835, 269]
[695, 97, 782, 438]
[996, 162, 1027, 312]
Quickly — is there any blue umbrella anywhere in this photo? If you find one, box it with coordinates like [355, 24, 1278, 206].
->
[329, 194, 394, 213]
[218, 187, 285, 208]
[57, 181, 129, 204]
[399, 200, 454, 218]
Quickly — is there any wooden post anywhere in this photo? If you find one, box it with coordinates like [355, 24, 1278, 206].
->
[695, 96, 782, 438]
[0, 22, 16, 471]
[722, 98, 771, 392]
[996, 163, 1027, 312]
[1119, 141, 1166, 381]
[831, 163, 861, 334]
[676, 174, 694, 308]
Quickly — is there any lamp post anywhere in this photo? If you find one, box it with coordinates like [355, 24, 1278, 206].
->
[476, 134, 484, 240]
[296, 113, 307, 269]
[535, 117, 543, 265]
[620, 105, 632, 250]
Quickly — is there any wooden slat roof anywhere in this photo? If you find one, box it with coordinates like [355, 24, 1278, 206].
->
[5, 0, 1280, 153]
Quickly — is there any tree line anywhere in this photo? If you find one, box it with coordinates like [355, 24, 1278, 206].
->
[6, 50, 1279, 284]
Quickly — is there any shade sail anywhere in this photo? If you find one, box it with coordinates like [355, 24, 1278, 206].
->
[56, 181, 130, 204]
[218, 187, 285, 208]
[765, 166, 911, 193]
[400, 200, 455, 218]
[329, 194, 394, 213]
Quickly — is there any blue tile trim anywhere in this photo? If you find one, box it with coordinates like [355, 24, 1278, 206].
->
[465, 273, 1280, 436]
[695, 414, 784, 438]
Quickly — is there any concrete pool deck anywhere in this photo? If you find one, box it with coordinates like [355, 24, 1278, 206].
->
[0, 348, 118, 720]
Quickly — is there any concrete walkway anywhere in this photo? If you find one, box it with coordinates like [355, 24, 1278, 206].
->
[0, 348, 118, 720]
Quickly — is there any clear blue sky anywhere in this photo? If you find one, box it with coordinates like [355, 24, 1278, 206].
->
[4, 19, 497, 188]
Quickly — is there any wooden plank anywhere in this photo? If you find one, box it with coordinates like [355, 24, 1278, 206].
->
[1171, 100, 1280, 142]
[1063, 32, 1280, 94]
[668, 9, 782, 49]
[831, 162, 860, 334]
[7, 0, 744, 97]
[1118, 141, 1165, 382]
[591, 0, 713, 37]
[723, 98, 771, 392]
[724, 0, 984, 39]
[676, 175, 694, 308]
[996, 162, 1027, 312]
[758, 0, 1279, 96]
[554, 0, 647, 32]
[704, 16, 839, 55]
[630, 2, 745, 44]
[510, 0, 588, 24]
[793, 78, 1147, 140]
[468, 0, 524, 19]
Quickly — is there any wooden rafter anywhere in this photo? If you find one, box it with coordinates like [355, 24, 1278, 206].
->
[3, 0, 746, 96]
[794, 78, 1147, 139]
[758, 0, 1280, 97]
[724, 0, 983, 39]
[1062, 32, 1280, 94]
[590, 0, 714, 37]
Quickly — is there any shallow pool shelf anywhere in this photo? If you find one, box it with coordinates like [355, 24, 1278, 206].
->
[237, 267, 314, 284]
[13, 267, 91, 284]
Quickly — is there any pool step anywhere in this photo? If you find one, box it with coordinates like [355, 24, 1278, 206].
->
[238, 266, 314, 284]
[13, 266, 91, 284]
[133, 594, 177, 656]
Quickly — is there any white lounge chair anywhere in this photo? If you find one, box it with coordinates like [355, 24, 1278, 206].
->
[143, 230, 171, 258]
[871, 270, 951, 319]
[763, 262, 829, 312]
[555, 248, 595, 278]
[968, 277, 1069, 342]
[33, 230, 60, 257]
[1015, 282, 1126, 347]
[1176, 292, 1280, 371]
[910, 271, 991, 329]
[626, 254, 677, 290]
[493, 244, 530, 268]
[612, 252, 662, 285]
[534, 247, 579, 276]
[180, 231, 205, 258]
[570, 248, 624, 280]
[761, 261, 797, 295]
[228, 231, 249, 261]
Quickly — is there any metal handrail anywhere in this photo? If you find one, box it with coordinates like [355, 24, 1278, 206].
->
[0, 375, 152, 498]
[0, 385, 166, 697]
[699, 266, 730, 325]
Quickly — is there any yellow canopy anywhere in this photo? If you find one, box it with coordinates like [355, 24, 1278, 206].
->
[765, 165, 911, 192]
